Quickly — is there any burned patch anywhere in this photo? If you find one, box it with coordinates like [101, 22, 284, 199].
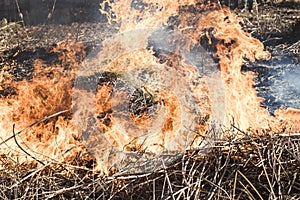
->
[8, 47, 59, 81]
[74, 71, 119, 92]
[131, 0, 148, 11]
[96, 109, 113, 126]
[129, 88, 160, 117]
[0, 85, 17, 97]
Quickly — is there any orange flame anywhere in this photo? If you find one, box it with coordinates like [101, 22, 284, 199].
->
[0, 41, 86, 165]
[0, 0, 299, 173]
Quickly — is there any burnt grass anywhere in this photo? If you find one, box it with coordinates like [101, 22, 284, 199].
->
[0, 133, 299, 199]
[0, 2, 300, 199]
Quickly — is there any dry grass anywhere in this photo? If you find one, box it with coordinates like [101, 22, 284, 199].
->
[0, 2, 299, 199]
[0, 128, 299, 199]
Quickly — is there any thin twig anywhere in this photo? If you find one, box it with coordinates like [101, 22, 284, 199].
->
[12, 124, 45, 166]
[254, 142, 276, 199]
[237, 170, 264, 200]
[162, 160, 176, 200]
[0, 110, 70, 147]
[47, 0, 57, 21]
[233, 170, 238, 199]
[14, 0, 25, 27]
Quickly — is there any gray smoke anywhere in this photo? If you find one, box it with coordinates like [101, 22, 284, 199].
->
[254, 57, 300, 114]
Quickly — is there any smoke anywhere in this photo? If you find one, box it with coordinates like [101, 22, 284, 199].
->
[254, 57, 300, 114]
[72, 27, 226, 172]
[273, 62, 300, 107]
[1, 0, 298, 174]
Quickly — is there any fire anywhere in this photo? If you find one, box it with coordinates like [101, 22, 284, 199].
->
[102, 0, 299, 133]
[0, 0, 299, 173]
[0, 41, 86, 165]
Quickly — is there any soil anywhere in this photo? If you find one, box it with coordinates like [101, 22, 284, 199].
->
[238, 2, 300, 58]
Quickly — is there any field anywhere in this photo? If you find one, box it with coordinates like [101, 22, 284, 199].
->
[0, 1, 299, 199]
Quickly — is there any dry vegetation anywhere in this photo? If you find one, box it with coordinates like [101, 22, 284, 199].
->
[0, 1, 300, 199]
[0, 129, 299, 199]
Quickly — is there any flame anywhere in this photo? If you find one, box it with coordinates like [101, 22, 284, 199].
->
[103, 0, 299, 133]
[0, 0, 299, 173]
[182, 5, 299, 133]
[0, 41, 86, 165]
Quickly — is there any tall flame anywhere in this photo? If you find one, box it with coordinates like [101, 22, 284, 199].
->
[0, 0, 299, 173]
[102, 0, 299, 133]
